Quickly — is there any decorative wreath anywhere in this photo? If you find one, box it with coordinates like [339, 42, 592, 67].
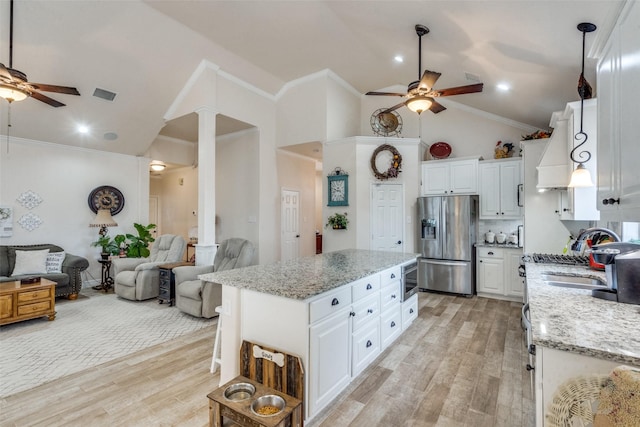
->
[371, 144, 402, 180]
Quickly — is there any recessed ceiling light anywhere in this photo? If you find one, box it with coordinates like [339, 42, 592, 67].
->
[77, 125, 89, 134]
[497, 83, 511, 91]
[394, 55, 403, 63]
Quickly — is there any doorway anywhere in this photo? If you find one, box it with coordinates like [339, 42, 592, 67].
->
[281, 189, 300, 261]
[370, 183, 404, 252]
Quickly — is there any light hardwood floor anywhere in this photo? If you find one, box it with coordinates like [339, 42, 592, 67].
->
[0, 292, 534, 427]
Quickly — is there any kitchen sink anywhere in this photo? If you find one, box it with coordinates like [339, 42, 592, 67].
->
[540, 273, 607, 290]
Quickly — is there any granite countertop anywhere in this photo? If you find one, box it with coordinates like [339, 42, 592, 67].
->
[525, 261, 640, 366]
[476, 242, 522, 249]
[199, 249, 418, 301]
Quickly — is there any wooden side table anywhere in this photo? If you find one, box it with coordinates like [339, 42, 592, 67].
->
[158, 261, 193, 306]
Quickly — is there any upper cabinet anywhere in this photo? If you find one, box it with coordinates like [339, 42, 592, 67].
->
[479, 158, 523, 220]
[421, 157, 480, 196]
[597, 1, 640, 221]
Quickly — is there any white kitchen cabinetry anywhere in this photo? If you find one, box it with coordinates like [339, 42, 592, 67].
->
[421, 157, 480, 196]
[479, 159, 523, 219]
[476, 246, 523, 302]
[597, 0, 640, 221]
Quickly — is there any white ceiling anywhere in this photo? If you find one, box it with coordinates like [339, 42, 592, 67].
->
[0, 0, 625, 160]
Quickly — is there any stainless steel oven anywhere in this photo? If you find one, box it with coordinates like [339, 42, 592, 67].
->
[402, 260, 418, 301]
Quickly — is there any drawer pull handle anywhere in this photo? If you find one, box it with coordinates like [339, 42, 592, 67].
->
[409, 308, 414, 314]
[366, 340, 372, 348]
[350, 311, 356, 317]
[367, 309, 373, 314]
[331, 298, 339, 306]
[488, 251, 494, 255]
[390, 321, 396, 328]
[391, 294, 396, 299]
[366, 284, 372, 290]
[390, 273, 396, 279]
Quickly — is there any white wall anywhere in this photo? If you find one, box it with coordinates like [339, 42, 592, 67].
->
[0, 136, 149, 284]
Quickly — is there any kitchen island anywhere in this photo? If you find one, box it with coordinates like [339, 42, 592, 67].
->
[199, 249, 418, 421]
[525, 261, 640, 426]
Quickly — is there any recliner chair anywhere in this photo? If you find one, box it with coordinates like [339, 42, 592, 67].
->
[113, 234, 186, 301]
[174, 238, 255, 318]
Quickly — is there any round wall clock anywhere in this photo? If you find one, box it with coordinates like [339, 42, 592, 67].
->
[88, 185, 125, 215]
[370, 109, 403, 137]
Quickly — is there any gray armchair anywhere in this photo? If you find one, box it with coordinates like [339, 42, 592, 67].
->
[113, 234, 186, 301]
[174, 238, 255, 318]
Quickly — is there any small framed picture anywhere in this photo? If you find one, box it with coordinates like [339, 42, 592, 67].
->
[328, 175, 348, 206]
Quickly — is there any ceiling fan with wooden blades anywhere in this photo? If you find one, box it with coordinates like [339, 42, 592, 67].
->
[0, 0, 80, 107]
[366, 24, 483, 115]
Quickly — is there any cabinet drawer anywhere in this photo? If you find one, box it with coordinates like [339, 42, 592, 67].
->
[17, 300, 51, 316]
[310, 287, 352, 324]
[380, 281, 401, 312]
[352, 319, 380, 377]
[477, 247, 504, 258]
[17, 288, 52, 302]
[351, 275, 380, 301]
[402, 294, 419, 330]
[380, 266, 401, 288]
[381, 305, 402, 349]
[352, 293, 380, 332]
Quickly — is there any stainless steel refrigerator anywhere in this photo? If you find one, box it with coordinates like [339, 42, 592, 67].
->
[417, 195, 477, 296]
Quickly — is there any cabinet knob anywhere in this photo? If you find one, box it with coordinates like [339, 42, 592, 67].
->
[409, 308, 414, 314]
[602, 198, 620, 205]
[390, 273, 396, 279]
[526, 364, 535, 371]
[391, 294, 396, 299]
[349, 311, 356, 317]
[331, 298, 339, 306]
[366, 340, 372, 348]
[390, 321, 396, 328]
[366, 283, 372, 290]
[367, 308, 373, 314]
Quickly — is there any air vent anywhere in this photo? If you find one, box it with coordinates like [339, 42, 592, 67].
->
[93, 88, 117, 101]
[464, 72, 480, 82]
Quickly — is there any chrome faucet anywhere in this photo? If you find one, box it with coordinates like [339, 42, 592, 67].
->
[571, 227, 621, 252]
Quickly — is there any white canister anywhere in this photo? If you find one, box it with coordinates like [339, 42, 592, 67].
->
[496, 232, 507, 244]
[485, 231, 495, 244]
[508, 234, 518, 245]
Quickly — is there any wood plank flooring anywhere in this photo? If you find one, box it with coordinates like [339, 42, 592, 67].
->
[0, 292, 534, 427]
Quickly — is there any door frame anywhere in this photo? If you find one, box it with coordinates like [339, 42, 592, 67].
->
[370, 182, 405, 252]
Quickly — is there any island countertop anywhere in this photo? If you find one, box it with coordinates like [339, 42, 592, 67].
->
[525, 261, 640, 366]
[198, 249, 418, 300]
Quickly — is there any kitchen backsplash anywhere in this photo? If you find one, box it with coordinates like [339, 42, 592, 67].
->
[478, 219, 522, 243]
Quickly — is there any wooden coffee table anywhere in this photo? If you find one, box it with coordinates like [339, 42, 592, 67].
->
[0, 278, 56, 326]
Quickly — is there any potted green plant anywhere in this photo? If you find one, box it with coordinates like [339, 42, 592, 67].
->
[91, 235, 118, 259]
[121, 223, 157, 258]
[326, 212, 349, 230]
[114, 234, 128, 257]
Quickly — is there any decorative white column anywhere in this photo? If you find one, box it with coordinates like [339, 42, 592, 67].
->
[195, 107, 217, 266]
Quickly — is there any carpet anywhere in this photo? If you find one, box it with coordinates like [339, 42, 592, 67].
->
[0, 287, 216, 398]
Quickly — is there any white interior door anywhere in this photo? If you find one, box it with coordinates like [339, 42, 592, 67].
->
[371, 183, 404, 252]
[281, 189, 300, 261]
[149, 195, 160, 238]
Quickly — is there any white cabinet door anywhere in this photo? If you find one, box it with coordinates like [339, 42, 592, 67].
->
[505, 250, 524, 299]
[479, 163, 501, 218]
[352, 318, 380, 376]
[422, 162, 449, 195]
[421, 158, 479, 196]
[477, 255, 504, 295]
[309, 309, 351, 416]
[479, 159, 522, 219]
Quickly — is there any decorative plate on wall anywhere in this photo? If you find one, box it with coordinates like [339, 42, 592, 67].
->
[88, 185, 125, 215]
[429, 142, 452, 159]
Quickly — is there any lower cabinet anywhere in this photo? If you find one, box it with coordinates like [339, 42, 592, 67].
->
[476, 246, 523, 301]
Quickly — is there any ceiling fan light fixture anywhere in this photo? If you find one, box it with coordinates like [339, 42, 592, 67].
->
[0, 84, 28, 102]
[406, 95, 432, 114]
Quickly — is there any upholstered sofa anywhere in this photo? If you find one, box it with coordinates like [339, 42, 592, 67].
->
[0, 244, 90, 299]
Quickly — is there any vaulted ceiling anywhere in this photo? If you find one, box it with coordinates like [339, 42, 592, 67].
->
[0, 1, 625, 158]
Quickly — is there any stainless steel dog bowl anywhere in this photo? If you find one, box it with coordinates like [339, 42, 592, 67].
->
[250, 394, 285, 417]
[223, 382, 256, 401]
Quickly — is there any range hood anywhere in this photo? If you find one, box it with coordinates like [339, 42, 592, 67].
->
[536, 111, 571, 189]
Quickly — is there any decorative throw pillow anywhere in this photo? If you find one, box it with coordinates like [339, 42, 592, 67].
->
[46, 252, 66, 273]
[11, 249, 50, 276]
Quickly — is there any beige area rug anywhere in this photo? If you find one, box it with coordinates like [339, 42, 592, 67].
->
[0, 287, 216, 398]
